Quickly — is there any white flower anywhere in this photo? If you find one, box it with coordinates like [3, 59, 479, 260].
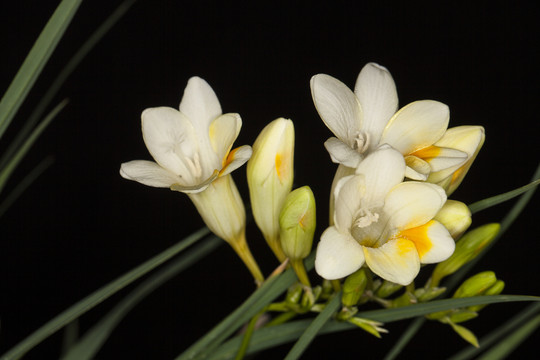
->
[120, 76, 252, 194]
[315, 146, 455, 285]
[311, 63, 474, 182]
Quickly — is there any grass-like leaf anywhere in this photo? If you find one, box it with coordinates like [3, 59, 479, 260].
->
[448, 302, 540, 360]
[283, 292, 341, 360]
[176, 254, 315, 360]
[0, 0, 136, 171]
[61, 236, 222, 360]
[0, 99, 67, 194]
[210, 295, 539, 359]
[0, 0, 81, 140]
[468, 177, 540, 214]
[0, 226, 210, 360]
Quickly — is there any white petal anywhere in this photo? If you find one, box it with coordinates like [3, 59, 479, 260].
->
[363, 238, 420, 285]
[219, 145, 252, 176]
[380, 100, 449, 154]
[355, 145, 405, 208]
[324, 137, 363, 167]
[329, 164, 356, 226]
[209, 113, 242, 164]
[170, 170, 219, 194]
[383, 182, 447, 230]
[310, 74, 363, 145]
[397, 220, 455, 264]
[120, 160, 181, 188]
[315, 227, 365, 280]
[179, 76, 222, 131]
[404, 155, 430, 180]
[334, 174, 364, 231]
[141, 107, 197, 177]
[354, 63, 398, 146]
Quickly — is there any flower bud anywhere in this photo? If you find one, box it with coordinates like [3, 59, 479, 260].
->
[434, 200, 471, 239]
[430, 223, 500, 287]
[342, 268, 368, 307]
[453, 271, 497, 298]
[375, 280, 403, 299]
[247, 118, 295, 261]
[468, 279, 505, 312]
[279, 186, 316, 261]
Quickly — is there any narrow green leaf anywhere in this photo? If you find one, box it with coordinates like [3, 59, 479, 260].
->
[0, 227, 210, 360]
[383, 317, 426, 360]
[0, 156, 54, 218]
[448, 322, 479, 348]
[0, 0, 82, 139]
[0, 0, 136, 171]
[468, 178, 540, 214]
[177, 254, 315, 360]
[61, 236, 222, 360]
[449, 302, 540, 360]
[477, 314, 540, 360]
[0, 99, 67, 194]
[284, 292, 341, 360]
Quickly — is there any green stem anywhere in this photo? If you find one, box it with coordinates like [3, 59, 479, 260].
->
[290, 259, 310, 287]
[234, 311, 264, 360]
[230, 234, 264, 285]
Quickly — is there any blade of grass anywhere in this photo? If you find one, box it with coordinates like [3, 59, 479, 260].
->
[0, 0, 136, 171]
[449, 302, 540, 360]
[176, 253, 315, 360]
[0, 0, 81, 139]
[283, 292, 342, 360]
[0, 156, 54, 218]
[0, 99, 67, 194]
[468, 178, 540, 214]
[0, 226, 210, 360]
[61, 236, 222, 360]
[477, 314, 540, 360]
[211, 295, 540, 359]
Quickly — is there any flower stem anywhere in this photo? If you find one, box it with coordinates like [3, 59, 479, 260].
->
[290, 259, 311, 287]
[230, 234, 265, 285]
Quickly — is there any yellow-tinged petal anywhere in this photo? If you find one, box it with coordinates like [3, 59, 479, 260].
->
[404, 155, 430, 180]
[434, 200, 472, 239]
[209, 113, 242, 164]
[219, 145, 252, 177]
[396, 220, 455, 263]
[363, 238, 420, 286]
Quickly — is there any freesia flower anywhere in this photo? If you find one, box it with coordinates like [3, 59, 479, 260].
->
[311, 63, 479, 184]
[120, 77, 263, 282]
[315, 146, 455, 285]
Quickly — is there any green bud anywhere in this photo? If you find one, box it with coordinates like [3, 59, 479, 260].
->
[279, 186, 316, 261]
[416, 286, 446, 302]
[247, 118, 295, 262]
[449, 310, 479, 323]
[285, 283, 303, 305]
[430, 223, 500, 287]
[469, 279, 505, 312]
[434, 200, 471, 239]
[375, 280, 403, 298]
[448, 321, 479, 347]
[342, 268, 368, 307]
[453, 271, 497, 298]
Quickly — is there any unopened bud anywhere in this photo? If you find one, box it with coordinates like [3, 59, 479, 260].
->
[279, 186, 316, 261]
[468, 279, 505, 312]
[453, 271, 497, 298]
[342, 268, 368, 307]
[434, 200, 471, 239]
[247, 118, 295, 261]
[430, 223, 500, 287]
[375, 280, 403, 298]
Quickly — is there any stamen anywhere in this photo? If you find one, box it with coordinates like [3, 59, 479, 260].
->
[185, 153, 203, 180]
[354, 209, 379, 228]
[352, 131, 370, 154]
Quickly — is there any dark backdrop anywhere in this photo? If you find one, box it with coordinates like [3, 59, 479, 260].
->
[1, 1, 538, 358]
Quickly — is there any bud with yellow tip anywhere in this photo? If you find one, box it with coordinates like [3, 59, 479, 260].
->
[434, 200, 472, 239]
[247, 118, 295, 261]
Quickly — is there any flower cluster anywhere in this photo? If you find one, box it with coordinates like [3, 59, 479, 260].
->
[312, 63, 484, 285]
[120, 63, 484, 288]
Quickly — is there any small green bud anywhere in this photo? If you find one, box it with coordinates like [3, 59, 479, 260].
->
[375, 280, 403, 298]
[453, 271, 497, 298]
[342, 268, 368, 307]
[416, 286, 446, 302]
[279, 186, 316, 261]
[247, 118, 295, 262]
[430, 223, 500, 287]
[285, 283, 303, 305]
[434, 200, 471, 239]
[448, 321, 479, 347]
[449, 310, 479, 323]
[469, 279, 505, 312]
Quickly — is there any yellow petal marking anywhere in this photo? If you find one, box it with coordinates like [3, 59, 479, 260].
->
[410, 145, 441, 160]
[275, 152, 290, 182]
[220, 147, 238, 175]
[396, 220, 435, 259]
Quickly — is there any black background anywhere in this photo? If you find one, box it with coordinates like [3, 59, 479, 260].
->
[1, 1, 539, 359]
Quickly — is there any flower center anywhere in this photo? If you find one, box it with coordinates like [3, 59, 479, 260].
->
[185, 153, 203, 180]
[352, 131, 370, 154]
[351, 207, 382, 248]
[354, 208, 379, 228]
